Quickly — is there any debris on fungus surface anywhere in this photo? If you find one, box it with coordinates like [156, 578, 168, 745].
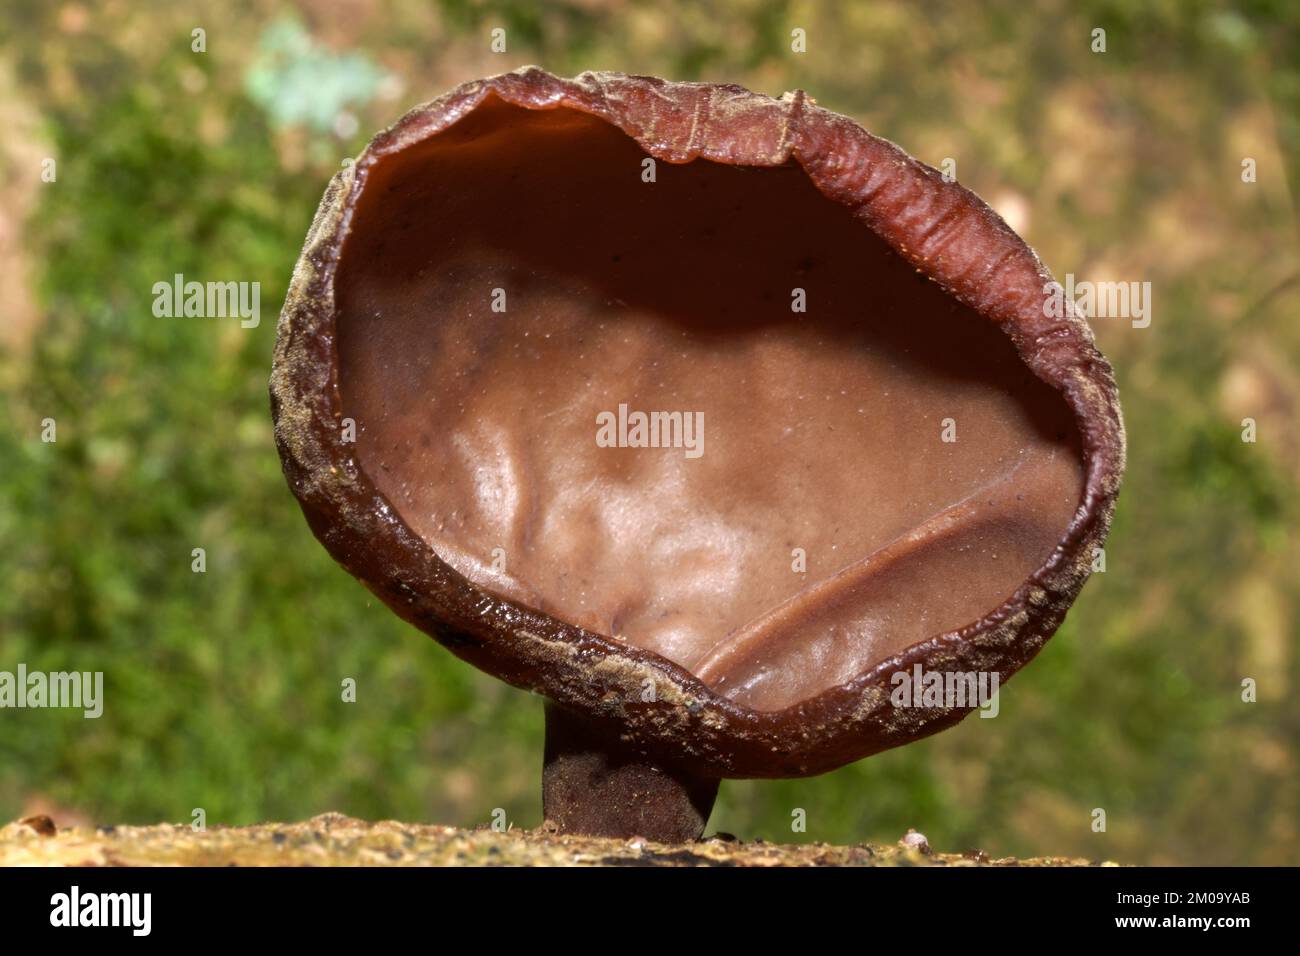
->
[270, 68, 1125, 843]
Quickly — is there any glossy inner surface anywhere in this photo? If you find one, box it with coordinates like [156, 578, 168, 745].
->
[335, 96, 1085, 712]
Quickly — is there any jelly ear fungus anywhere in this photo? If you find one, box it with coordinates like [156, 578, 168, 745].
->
[270, 68, 1124, 843]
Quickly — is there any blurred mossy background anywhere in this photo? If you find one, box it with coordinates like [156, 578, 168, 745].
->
[1, 0, 1297, 865]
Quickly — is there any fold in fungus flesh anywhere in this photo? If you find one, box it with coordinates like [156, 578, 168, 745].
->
[334, 96, 1085, 713]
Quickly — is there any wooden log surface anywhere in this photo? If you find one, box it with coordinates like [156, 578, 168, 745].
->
[0, 813, 1116, 867]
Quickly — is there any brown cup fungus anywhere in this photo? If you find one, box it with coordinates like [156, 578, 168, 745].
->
[271, 68, 1125, 843]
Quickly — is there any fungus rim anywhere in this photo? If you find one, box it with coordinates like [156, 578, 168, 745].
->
[269, 66, 1125, 780]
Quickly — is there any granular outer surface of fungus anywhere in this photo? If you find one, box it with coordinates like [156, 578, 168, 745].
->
[270, 68, 1125, 842]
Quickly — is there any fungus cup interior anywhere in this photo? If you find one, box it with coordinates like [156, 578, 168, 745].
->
[335, 95, 1086, 713]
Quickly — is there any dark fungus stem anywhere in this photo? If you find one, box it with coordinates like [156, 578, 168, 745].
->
[542, 701, 719, 842]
